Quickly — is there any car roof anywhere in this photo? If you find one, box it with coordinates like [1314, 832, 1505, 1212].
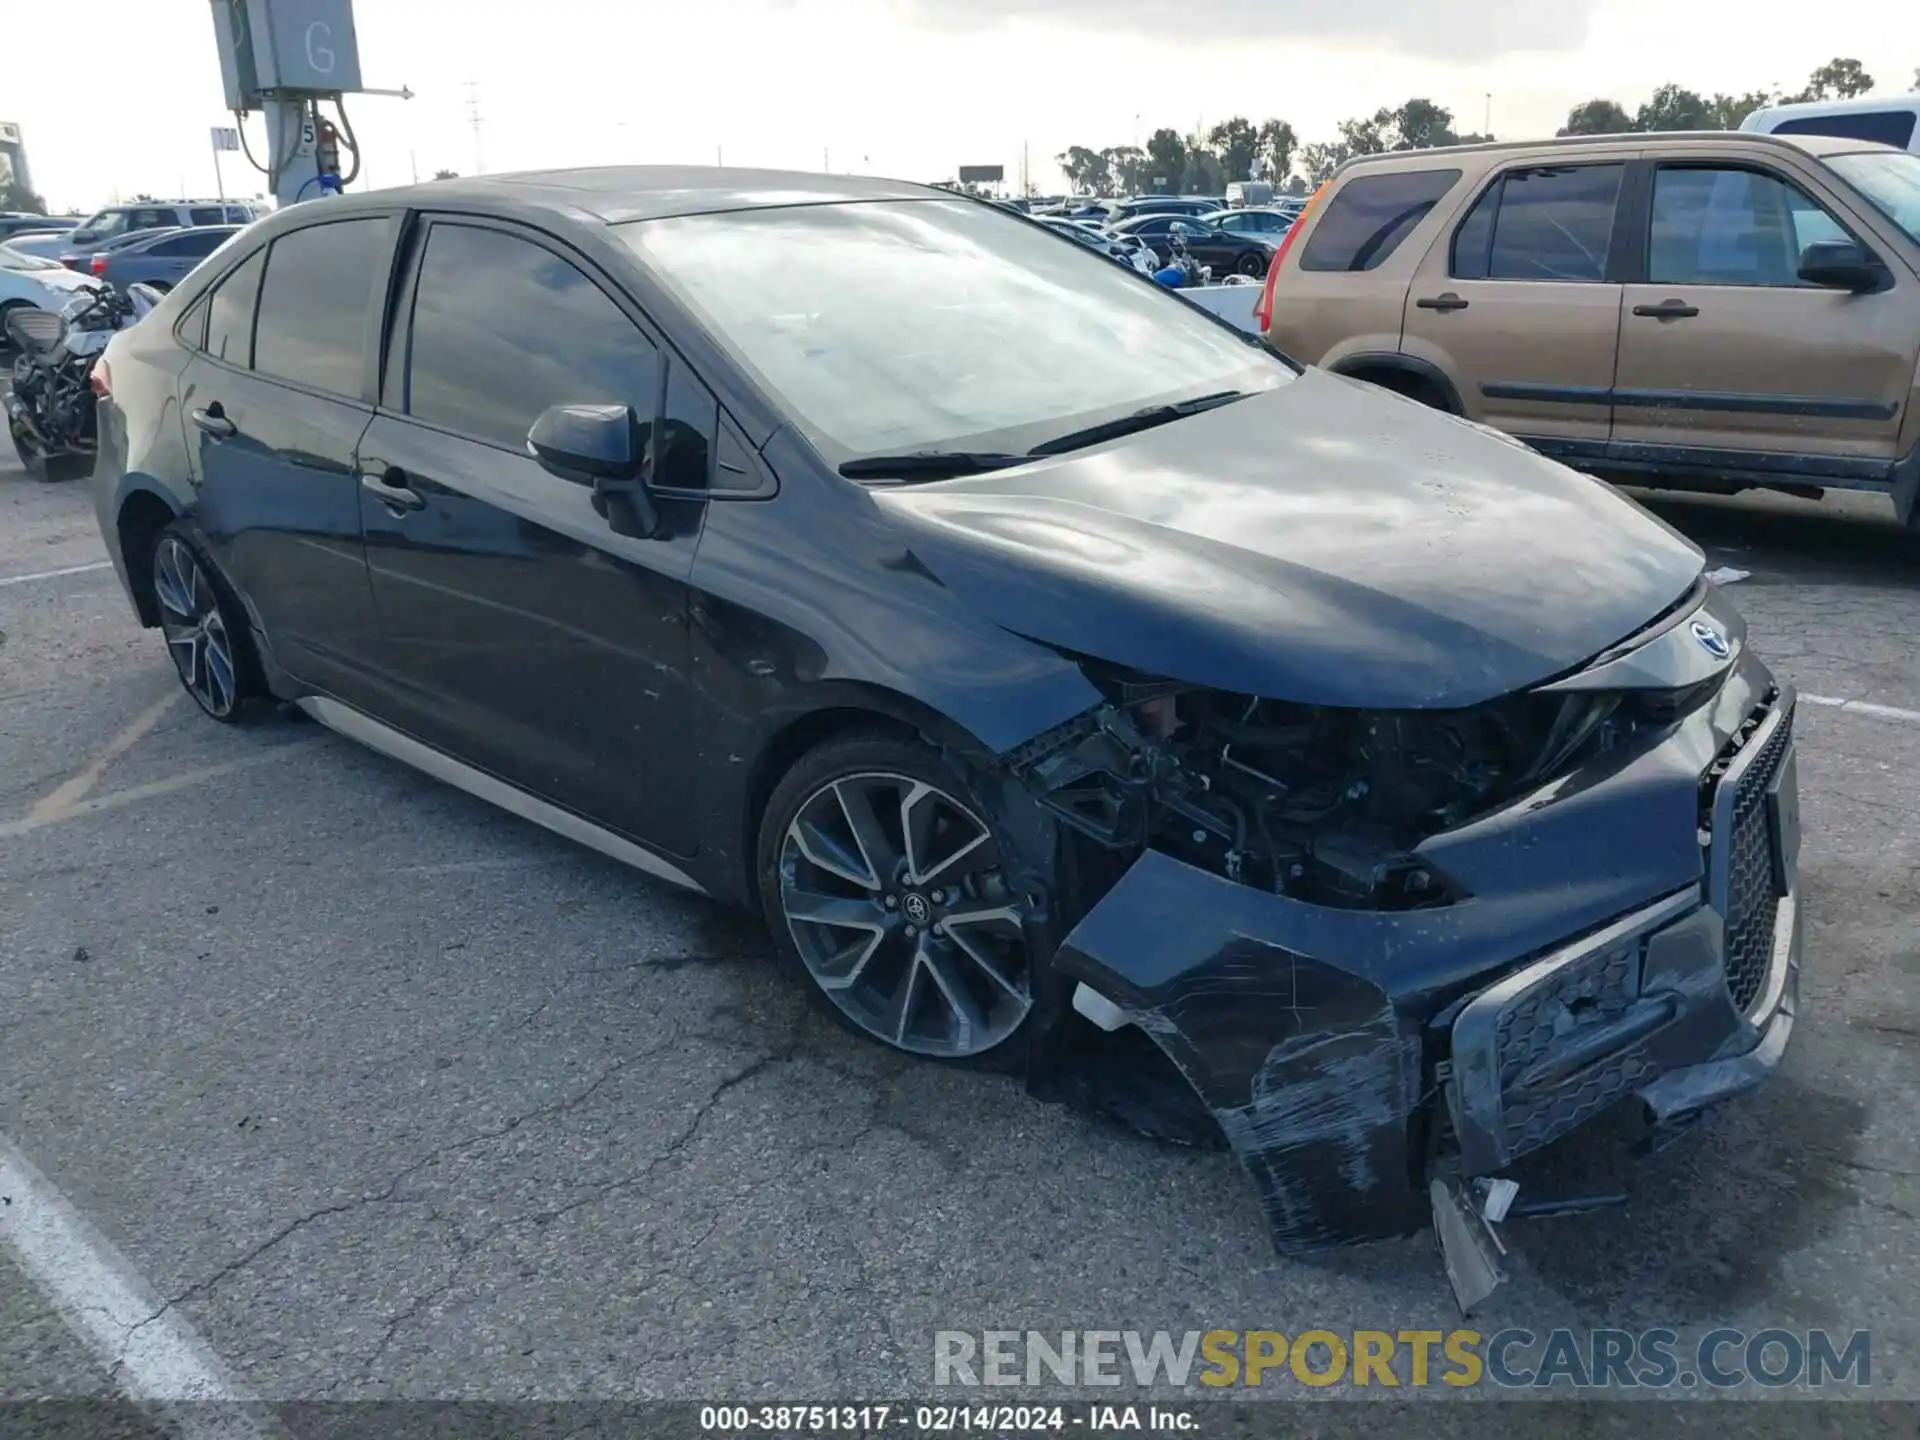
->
[1335, 129, 1901, 177]
[1745, 92, 1920, 126]
[346, 166, 944, 225]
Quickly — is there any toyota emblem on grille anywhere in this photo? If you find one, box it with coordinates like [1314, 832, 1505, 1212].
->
[1690, 619, 1731, 659]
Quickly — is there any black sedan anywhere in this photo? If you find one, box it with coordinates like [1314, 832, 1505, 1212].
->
[1107, 212, 1277, 275]
[91, 169, 1802, 1306]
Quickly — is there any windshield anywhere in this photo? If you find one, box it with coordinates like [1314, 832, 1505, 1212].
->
[1828, 150, 1920, 245]
[617, 198, 1291, 461]
[0, 245, 61, 272]
[77, 209, 135, 239]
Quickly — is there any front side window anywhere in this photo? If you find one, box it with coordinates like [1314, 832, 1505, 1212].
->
[1828, 150, 1920, 246]
[78, 210, 133, 240]
[618, 198, 1289, 461]
[1454, 164, 1623, 283]
[1649, 167, 1842, 286]
[405, 223, 661, 452]
[1300, 169, 1461, 272]
[204, 248, 266, 365]
[190, 207, 226, 226]
[252, 218, 393, 397]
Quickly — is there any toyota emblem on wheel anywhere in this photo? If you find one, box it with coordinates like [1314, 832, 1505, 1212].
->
[1691, 619, 1731, 659]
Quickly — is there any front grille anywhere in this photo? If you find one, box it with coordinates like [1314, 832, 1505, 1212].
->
[1718, 705, 1793, 1014]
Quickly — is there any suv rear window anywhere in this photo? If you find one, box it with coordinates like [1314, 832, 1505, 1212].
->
[1773, 111, 1917, 149]
[1299, 169, 1461, 271]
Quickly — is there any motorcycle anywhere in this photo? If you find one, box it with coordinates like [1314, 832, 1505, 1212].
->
[1151, 235, 1210, 289]
[6, 282, 160, 482]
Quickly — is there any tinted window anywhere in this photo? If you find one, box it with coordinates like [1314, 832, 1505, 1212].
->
[1471, 164, 1623, 283]
[190, 207, 225, 226]
[132, 208, 176, 234]
[1650, 167, 1840, 286]
[656, 363, 717, 490]
[1774, 111, 1917, 148]
[406, 224, 661, 452]
[152, 231, 229, 258]
[1450, 183, 1497, 277]
[1300, 169, 1461, 271]
[620, 199, 1290, 459]
[252, 218, 393, 396]
[225, 206, 252, 224]
[204, 248, 265, 365]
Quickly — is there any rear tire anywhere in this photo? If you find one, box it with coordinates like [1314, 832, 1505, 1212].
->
[1235, 251, 1267, 277]
[149, 523, 266, 723]
[756, 732, 1045, 1068]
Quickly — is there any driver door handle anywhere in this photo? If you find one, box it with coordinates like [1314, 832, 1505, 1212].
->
[1633, 299, 1700, 319]
[190, 405, 236, 439]
[1416, 292, 1470, 312]
[360, 464, 425, 513]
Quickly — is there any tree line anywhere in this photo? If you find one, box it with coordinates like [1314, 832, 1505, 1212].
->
[1058, 57, 1918, 197]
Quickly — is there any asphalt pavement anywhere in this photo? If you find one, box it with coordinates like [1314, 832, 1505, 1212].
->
[3, 454, 1919, 1422]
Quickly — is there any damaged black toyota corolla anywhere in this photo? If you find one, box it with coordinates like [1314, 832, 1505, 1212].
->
[92, 169, 1800, 1308]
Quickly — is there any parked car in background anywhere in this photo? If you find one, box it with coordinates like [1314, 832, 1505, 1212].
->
[89, 226, 240, 293]
[0, 214, 79, 241]
[1109, 212, 1278, 274]
[88, 166, 1802, 1309]
[8, 199, 265, 262]
[1259, 131, 1920, 525]
[0, 244, 105, 353]
[1225, 180, 1274, 207]
[1105, 196, 1218, 223]
[1197, 205, 1302, 237]
[1036, 217, 1156, 273]
[1742, 92, 1920, 153]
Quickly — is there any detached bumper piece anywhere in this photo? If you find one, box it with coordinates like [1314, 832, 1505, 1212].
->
[1052, 689, 1801, 1311]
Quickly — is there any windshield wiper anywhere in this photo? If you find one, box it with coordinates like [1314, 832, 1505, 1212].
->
[1028, 390, 1249, 458]
[838, 451, 1028, 481]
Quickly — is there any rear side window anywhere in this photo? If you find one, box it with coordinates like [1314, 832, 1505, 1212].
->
[189, 207, 225, 226]
[1452, 164, 1623, 282]
[153, 231, 228, 258]
[204, 248, 265, 365]
[1300, 169, 1460, 271]
[1773, 111, 1917, 148]
[252, 218, 394, 397]
[404, 223, 662, 452]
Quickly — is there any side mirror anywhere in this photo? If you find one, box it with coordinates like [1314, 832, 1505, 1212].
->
[527, 403, 659, 538]
[1798, 239, 1884, 293]
[527, 403, 641, 482]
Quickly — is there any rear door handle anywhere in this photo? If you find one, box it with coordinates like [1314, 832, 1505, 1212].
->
[360, 465, 425, 513]
[190, 405, 236, 439]
[1416, 293, 1470, 312]
[1632, 299, 1700, 319]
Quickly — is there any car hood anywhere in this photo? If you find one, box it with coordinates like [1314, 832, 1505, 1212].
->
[23, 264, 100, 292]
[869, 369, 1704, 710]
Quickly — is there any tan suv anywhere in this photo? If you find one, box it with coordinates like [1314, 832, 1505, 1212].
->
[1260, 132, 1920, 526]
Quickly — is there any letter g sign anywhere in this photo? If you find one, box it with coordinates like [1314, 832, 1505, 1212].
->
[306, 21, 335, 75]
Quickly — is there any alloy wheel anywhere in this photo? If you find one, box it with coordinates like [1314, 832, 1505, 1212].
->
[153, 536, 238, 718]
[778, 771, 1032, 1058]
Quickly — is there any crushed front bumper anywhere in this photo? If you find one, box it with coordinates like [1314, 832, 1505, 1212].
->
[1050, 681, 1801, 1256]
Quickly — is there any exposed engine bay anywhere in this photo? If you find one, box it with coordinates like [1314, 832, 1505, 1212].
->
[1008, 667, 1642, 910]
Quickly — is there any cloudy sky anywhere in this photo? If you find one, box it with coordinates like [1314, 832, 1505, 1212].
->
[7, 0, 1917, 210]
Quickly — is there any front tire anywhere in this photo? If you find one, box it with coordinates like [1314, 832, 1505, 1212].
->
[757, 734, 1040, 1064]
[150, 524, 264, 722]
[1235, 251, 1267, 277]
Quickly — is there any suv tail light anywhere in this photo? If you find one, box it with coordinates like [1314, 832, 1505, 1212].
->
[1252, 181, 1328, 333]
[89, 253, 108, 276]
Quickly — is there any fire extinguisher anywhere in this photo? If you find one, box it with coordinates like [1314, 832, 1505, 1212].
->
[313, 116, 344, 197]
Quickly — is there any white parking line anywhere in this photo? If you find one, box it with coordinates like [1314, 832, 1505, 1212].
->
[0, 1134, 273, 1437]
[31, 690, 181, 819]
[0, 746, 314, 840]
[1803, 694, 1920, 726]
[0, 560, 112, 588]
